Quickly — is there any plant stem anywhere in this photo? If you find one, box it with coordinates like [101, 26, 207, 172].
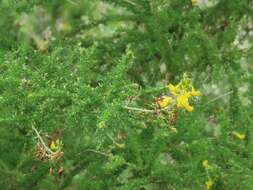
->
[123, 106, 155, 113]
[32, 125, 53, 154]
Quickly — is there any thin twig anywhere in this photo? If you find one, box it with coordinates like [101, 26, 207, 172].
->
[107, 133, 116, 144]
[123, 104, 174, 113]
[106, 133, 125, 148]
[123, 106, 155, 113]
[78, 149, 110, 157]
[32, 125, 53, 154]
[204, 90, 234, 105]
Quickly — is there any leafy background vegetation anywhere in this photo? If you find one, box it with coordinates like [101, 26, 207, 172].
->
[0, 0, 253, 189]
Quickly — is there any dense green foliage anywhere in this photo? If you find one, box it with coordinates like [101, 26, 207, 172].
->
[1, 0, 253, 189]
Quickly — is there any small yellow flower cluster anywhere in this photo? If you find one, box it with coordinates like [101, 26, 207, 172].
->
[202, 160, 214, 190]
[157, 74, 201, 112]
[202, 160, 209, 169]
[232, 131, 245, 140]
[205, 178, 214, 190]
[156, 96, 173, 108]
[50, 139, 63, 152]
[98, 121, 106, 129]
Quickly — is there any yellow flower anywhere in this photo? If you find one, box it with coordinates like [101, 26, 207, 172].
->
[205, 178, 213, 190]
[202, 160, 209, 169]
[98, 121, 106, 129]
[168, 84, 179, 96]
[191, 0, 198, 6]
[50, 139, 62, 152]
[176, 94, 193, 112]
[157, 96, 173, 108]
[166, 75, 201, 112]
[50, 141, 57, 151]
[190, 87, 201, 97]
[232, 131, 245, 140]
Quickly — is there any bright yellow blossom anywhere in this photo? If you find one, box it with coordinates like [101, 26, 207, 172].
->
[98, 121, 106, 129]
[157, 96, 173, 108]
[190, 87, 201, 97]
[168, 84, 179, 96]
[176, 94, 193, 112]
[50, 141, 57, 151]
[205, 178, 213, 190]
[50, 139, 63, 152]
[202, 160, 209, 169]
[166, 74, 201, 112]
[232, 131, 245, 140]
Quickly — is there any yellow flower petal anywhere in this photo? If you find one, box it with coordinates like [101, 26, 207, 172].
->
[205, 178, 213, 190]
[190, 87, 201, 97]
[168, 84, 179, 96]
[176, 94, 193, 112]
[232, 131, 245, 140]
[98, 121, 106, 129]
[50, 141, 57, 151]
[157, 96, 173, 108]
[185, 105, 194, 112]
[202, 160, 209, 169]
